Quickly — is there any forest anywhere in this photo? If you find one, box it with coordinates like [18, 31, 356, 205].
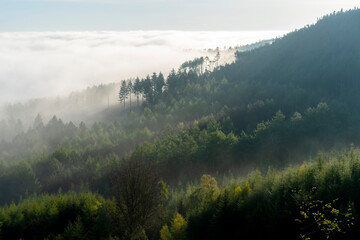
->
[1, 9, 360, 239]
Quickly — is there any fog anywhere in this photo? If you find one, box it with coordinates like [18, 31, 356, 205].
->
[0, 31, 286, 103]
[0, 30, 287, 140]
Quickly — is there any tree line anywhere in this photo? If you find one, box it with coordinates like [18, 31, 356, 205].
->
[118, 49, 221, 110]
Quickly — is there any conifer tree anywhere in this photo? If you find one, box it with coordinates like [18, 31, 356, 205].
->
[155, 72, 165, 100]
[119, 80, 129, 109]
[214, 48, 220, 68]
[143, 75, 154, 107]
[133, 77, 141, 107]
[33, 113, 44, 129]
[128, 80, 133, 111]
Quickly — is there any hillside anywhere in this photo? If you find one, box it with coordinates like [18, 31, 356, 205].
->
[1, 9, 360, 239]
[217, 9, 360, 114]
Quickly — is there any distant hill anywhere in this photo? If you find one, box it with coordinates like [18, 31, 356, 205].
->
[215, 9, 360, 115]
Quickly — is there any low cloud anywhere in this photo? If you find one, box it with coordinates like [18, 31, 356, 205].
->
[0, 31, 286, 104]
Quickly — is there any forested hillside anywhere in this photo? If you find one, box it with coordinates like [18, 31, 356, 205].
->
[1, 9, 360, 239]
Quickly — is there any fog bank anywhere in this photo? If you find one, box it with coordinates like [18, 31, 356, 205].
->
[0, 30, 286, 104]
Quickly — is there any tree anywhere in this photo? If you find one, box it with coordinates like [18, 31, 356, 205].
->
[33, 113, 44, 129]
[294, 187, 354, 240]
[198, 57, 204, 74]
[214, 48, 220, 68]
[110, 159, 167, 238]
[155, 72, 165, 100]
[160, 213, 187, 240]
[119, 80, 129, 109]
[170, 213, 187, 240]
[133, 77, 142, 107]
[160, 225, 172, 240]
[128, 80, 133, 111]
[166, 69, 177, 95]
[151, 72, 157, 101]
[143, 75, 154, 107]
[204, 56, 209, 72]
[179, 58, 204, 75]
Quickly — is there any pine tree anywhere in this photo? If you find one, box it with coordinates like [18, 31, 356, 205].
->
[155, 72, 165, 100]
[214, 48, 220, 68]
[205, 56, 209, 72]
[133, 77, 141, 107]
[127, 80, 133, 111]
[33, 113, 44, 129]
[143, 75, 154, 107]
[119, 80, 128, 109]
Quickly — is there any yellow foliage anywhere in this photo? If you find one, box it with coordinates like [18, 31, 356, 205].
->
[299, 164, 306, 175]
[177, 122, 185, 129]
[234, 186, 242, 198]
[90, 200, 102, 212]
[242, 182, 252, 196]
[234, 183, 252, 198]
[173, 213, 187, 232]
[171, 213, 187, 239]
[160, 225, 172, 240]
[200, 174, 219, 192]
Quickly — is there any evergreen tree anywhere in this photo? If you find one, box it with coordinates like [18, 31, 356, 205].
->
[119, 80, 129, 109]
[166, 69, 177, 96]
[155, 72, 165, 100]
[143, 75, 154, 107]
[33, 113, 44, 129]
[214, 48, 220, 68]
[134, 77, 141, 107]
[128, 80, 133, 111]
[204, 56, 209, 72]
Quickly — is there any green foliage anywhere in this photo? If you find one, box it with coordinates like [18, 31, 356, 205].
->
[128, 226, 149, 240]
[0, 192, 115, 239]
[159, 180, 169, 201]
[159, 213, 188, 240]
[119, 80, 129, 108]
[168, 148, 360, 240]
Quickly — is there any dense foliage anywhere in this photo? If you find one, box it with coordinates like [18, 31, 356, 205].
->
[170, 148, 360, 240]
[1, 149, 360, 239]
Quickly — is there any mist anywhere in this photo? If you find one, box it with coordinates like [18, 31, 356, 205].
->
[0, 31, 286, 104]
[0, 30, 287, 140]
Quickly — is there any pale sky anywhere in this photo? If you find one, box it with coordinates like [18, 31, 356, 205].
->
[1, 0, 359, 31]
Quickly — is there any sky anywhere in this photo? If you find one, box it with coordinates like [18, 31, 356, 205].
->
[1, 0, 359, 31]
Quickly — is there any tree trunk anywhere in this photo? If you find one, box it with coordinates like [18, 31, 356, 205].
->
[129, 93, 132, 112]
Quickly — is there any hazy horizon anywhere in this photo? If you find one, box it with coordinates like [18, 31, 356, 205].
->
[1, 0, 359, 105]
[0, 30, 287, 105]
